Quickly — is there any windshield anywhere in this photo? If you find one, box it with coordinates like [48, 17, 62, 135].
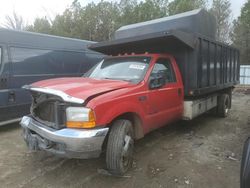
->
[86, 56, 151, 83]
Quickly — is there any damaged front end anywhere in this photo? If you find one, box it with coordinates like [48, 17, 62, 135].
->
[20, 85, 109, 159]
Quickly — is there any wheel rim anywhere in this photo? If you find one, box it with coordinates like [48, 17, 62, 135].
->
[225, 107, 229, 114]
[225, 97, 229, 115]
[122, 134, 133, 168]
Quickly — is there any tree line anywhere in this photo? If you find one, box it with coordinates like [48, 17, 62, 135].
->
[4, 0, 250, 64]
[23, 0, 232, 42]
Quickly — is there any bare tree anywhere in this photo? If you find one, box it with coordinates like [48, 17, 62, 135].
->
[210, 0, 232, 43]
[4, 11, 26, 30]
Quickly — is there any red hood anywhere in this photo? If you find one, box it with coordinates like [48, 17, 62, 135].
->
[31, 77, 132, 101]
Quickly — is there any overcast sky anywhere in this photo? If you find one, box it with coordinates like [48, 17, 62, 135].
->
[0, 0, 247, 26]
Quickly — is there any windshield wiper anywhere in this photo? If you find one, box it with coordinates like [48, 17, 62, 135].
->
[103, 77, 131, 82]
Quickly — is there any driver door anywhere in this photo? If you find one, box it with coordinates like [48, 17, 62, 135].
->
[147, 57, 183, 130]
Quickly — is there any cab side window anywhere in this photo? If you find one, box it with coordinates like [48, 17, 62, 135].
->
[151, 58, 176, 83]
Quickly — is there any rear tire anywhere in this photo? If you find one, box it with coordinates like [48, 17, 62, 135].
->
[106, 119, 134, 175]
[217, 94, 230, 117]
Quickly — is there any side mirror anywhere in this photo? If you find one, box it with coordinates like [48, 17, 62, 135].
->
[149, 71, 166, 89]
[241, 137, 250, 188]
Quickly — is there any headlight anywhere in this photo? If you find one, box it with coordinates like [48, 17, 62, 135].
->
[66, 107, 96, 128]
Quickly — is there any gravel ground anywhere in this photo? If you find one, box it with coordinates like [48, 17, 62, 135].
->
[0, 90, 250, 188]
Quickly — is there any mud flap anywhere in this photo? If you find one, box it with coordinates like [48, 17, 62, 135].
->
[241, 137, 250, 188]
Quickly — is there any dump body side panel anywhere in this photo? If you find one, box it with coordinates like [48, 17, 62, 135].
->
[192, 37, 239, 96]
[171, 35, 240, 97]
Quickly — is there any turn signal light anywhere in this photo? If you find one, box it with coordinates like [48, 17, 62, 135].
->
[66, 107, 96, 128]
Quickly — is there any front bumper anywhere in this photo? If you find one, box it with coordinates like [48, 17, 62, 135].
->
[20, 116, 109, 159]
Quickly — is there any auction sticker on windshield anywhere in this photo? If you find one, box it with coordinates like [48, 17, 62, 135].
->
[129, 64, 146, 70]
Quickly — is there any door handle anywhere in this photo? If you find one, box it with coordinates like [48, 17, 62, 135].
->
[8, 91, 15, 103]
[0, 77, 7, 87]
[138, 96, 147, 102]
[178, 88, 182, 96]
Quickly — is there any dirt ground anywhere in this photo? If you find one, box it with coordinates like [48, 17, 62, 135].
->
[1, 90, 250, 188]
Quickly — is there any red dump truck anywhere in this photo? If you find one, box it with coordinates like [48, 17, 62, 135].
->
[20, 9, 240, 175]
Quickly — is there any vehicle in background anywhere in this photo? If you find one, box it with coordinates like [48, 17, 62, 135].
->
[0, 29, 103, 126]
[241, 138, 250, 188]
[20, 9, 240, 175]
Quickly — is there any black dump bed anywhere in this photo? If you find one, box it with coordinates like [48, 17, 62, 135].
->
[115, 9, 216, 39]
[89, 9, 240, 97]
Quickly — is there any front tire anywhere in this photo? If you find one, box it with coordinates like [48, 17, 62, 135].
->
[106, 119, 134, 175]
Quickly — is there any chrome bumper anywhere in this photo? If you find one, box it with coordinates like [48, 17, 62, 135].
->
[20, 116, 109, 159]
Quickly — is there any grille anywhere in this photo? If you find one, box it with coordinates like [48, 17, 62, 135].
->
[31, 93, 66, 129]
[34, 101, 56, 124]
